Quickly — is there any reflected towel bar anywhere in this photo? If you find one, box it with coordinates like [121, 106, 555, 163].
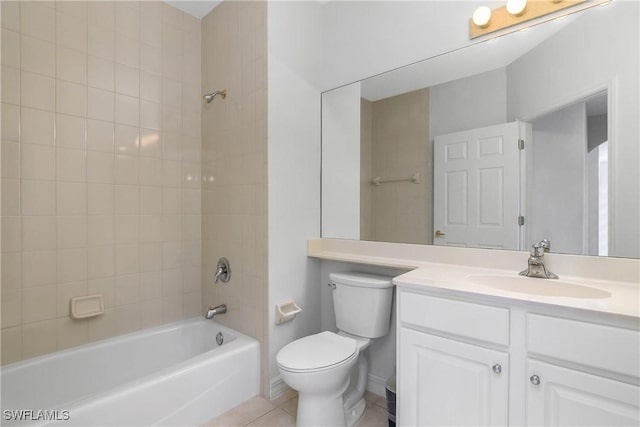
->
[371, 173, 420, 186]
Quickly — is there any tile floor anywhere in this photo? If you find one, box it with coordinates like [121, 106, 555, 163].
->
[202, 390, 389, 427]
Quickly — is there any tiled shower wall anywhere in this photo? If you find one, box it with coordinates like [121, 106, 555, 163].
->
[201, 1, 268, 393]
[0, 1, 202, 364]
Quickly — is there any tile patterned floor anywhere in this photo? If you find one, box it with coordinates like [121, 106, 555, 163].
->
[202, 391, 389, 427]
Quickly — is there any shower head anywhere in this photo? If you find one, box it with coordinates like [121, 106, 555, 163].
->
[203, 90, 227, 104]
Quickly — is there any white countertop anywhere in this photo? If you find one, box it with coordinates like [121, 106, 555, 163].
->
[309, 239, 640, 319]
[393, 263, 640, 319]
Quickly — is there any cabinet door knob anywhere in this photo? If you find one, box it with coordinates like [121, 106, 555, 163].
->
[492, 364, 502, 374]
[530, 374, 541, 385]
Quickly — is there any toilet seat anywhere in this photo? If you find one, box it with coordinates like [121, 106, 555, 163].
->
[276, 331, 358, 373]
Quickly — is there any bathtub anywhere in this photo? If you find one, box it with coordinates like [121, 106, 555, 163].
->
[1, 317, 260, 426]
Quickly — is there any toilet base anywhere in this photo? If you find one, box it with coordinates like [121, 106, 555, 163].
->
[344, 397, 366, 427]
[297, 391, 347, 426]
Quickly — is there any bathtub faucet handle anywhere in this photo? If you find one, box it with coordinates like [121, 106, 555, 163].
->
[214, 258, 231, 283]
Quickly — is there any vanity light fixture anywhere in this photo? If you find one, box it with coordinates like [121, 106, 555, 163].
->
[470, 0, 609, 39]
[472, 6, 492, 28]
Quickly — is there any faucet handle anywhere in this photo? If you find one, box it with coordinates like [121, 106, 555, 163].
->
[530, 243, 545, 257]
[539, 239, 551, 252]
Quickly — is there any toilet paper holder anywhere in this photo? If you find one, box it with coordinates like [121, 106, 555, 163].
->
[275, 299, 302, 325]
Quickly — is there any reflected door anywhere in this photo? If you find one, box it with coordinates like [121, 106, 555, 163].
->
[433, 121, 525, 250]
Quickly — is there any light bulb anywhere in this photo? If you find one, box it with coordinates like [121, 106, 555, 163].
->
[506, 0, 527, 16]
[472, 6, 492, 28]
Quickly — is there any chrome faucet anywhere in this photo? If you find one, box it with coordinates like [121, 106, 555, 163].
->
[206, 304, 227, 319]
[519, 239, 558, 279]
[214, 258, 231, 283]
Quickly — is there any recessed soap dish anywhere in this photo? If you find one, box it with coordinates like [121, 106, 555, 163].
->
[70, 294, 104, 319]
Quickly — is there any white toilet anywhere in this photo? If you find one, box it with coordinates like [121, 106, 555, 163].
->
[276, 272, 394, 427]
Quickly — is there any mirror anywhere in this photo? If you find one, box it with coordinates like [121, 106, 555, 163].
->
[321, 0, 639, 258]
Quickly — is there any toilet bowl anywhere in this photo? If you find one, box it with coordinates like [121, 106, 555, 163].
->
[276, 272, 394, 427]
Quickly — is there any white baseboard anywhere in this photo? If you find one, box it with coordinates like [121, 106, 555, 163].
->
[366, 373, 388, 398]
[269, 375, 292, 401]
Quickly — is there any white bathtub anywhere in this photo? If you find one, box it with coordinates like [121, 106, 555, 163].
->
[1, 317, 260, 426]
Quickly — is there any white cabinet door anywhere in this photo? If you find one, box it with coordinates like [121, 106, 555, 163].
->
[527, 359, 640, 427]
[433, 121, 524, 250]
[399, 328, 508, 426]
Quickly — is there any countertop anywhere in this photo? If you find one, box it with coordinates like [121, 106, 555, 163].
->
[309, 239, 640, 320]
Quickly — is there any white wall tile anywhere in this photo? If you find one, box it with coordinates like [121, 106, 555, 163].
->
[139, 157, 162, 186]
[87, 87, 115, 122]
[22, 216, 56, 251]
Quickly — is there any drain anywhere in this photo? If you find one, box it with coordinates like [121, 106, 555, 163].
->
[216, 332, 224, 346]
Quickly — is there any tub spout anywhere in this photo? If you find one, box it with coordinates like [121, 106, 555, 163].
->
[206, 304, 227, 319]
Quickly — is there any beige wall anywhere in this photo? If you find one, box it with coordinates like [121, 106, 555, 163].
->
[0, 1, 202, 364]
[201, 1, 268, 395]
[366, 89, 432, 244]
[360, 98, 373, 240]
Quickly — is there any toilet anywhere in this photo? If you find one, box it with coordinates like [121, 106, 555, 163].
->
[276, 272, 394, 427]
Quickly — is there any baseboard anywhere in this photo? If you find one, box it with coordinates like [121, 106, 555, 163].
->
[269, 375, 292, 401]
[366, 373, 388, 398]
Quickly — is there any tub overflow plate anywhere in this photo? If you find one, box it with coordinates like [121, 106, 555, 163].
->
[216, 332, 224, 346]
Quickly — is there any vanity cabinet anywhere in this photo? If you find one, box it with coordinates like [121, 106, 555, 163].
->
[400, 328, 508, 426]
[397, 288, 640, 427]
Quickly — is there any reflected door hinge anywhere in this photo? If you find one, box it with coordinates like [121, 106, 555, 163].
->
[518, 215, 525, 226]
[518, 139, 525, 150]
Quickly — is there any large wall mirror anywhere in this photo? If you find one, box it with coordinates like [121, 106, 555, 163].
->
[321, 0, 639, 258]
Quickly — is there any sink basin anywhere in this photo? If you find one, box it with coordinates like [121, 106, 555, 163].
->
[465, 274, 611, 299]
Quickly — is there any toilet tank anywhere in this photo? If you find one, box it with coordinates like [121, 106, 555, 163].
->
[330, 272, 394, 339]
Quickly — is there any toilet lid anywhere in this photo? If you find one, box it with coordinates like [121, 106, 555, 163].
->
[276, 331, 358, 371]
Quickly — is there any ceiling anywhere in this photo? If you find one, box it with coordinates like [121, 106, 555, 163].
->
[165, 0, 221, 19]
